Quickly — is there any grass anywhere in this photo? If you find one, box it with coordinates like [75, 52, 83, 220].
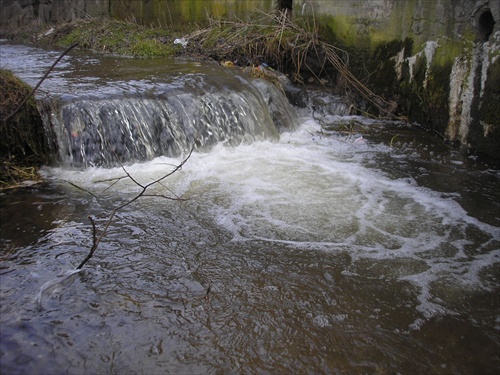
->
[55, 17, 182, 57]
[4, 10, 396, 117]
[183, 9, 397, 117]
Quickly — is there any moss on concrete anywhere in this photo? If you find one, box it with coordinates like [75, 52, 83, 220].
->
[433, 38, 472, 67]
[368, 40, 406, 95]
[473, 59, 500, 159]
[311, 6, 492, 153]
[424, 64, 453, 133]
[110, 0, 275, 27]
[318, 14, 372, 49]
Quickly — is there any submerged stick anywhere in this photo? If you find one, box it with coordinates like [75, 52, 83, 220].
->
[37, 147, 195, 309]
[35, 269, 82, 310]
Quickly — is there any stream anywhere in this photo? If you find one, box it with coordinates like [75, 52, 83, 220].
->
[1, 42, 499, 374]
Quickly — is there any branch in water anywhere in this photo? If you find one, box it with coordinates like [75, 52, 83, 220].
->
[37, 148, 193, 308]
[76, 146, 195, 270]
[3, 43, 79, 123]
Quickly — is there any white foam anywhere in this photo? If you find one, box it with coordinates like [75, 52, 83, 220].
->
[43, 119, 498, 249]
[42, 119, 499, 328]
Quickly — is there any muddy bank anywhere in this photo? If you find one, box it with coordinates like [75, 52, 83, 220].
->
[0, 69, 49, 187]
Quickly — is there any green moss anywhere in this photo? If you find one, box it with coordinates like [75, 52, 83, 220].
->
[395, 60, 452, 134]
[473, 59, 500, 159]
[481, 60, 500, 125]
[110, 0, 274, 28]
[318, 14, 371, 49]
[131, 39, 174, 57]
[423, 64, 452, 133]
[426, 66, 451, 110]
[365, 40, 406, 96]
[411, 53, 427, 86]
[433, 38, 471, 67]
[56, 18, 182, 57]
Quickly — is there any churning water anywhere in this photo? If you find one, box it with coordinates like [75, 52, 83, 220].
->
[1, 43, 499, 374]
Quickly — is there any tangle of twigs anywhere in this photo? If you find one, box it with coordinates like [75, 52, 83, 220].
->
[184, 10, 396, 117]
[36, 146, 194, 309]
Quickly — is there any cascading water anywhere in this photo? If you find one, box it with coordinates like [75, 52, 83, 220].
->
[1, 42, 499, 374]
[30, 52, 298, 167]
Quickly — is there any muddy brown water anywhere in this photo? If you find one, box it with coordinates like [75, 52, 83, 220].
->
[1, 42, 499, 374]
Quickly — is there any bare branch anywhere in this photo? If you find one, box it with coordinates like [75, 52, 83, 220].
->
[75, 145, 195, 269]
[3, 43, 79, 123]
[145, 146, 194, 188]
[65, 180, 99, 198]
[119, 163, 144, 189]
[94, 175, 128, 183]
[142, 194, 188, 201]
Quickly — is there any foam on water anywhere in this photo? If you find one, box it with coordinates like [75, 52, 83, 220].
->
[42, 118, 499, 329]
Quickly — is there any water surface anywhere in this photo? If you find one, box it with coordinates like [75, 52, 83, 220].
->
[1, 43, 499, 374]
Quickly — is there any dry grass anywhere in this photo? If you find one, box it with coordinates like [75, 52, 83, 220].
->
[184, 9, 396, 117]
[0, 69, 47, 187]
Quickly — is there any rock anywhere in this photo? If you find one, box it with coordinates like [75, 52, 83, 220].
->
[283, 84, 308, 108]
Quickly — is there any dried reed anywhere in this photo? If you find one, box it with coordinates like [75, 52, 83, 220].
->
[185, 9, 396, 117]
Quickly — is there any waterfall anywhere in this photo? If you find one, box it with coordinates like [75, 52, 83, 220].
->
[38, 76, 299, 168]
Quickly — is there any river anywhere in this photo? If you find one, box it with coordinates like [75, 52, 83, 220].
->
[1, 42, 499, 374]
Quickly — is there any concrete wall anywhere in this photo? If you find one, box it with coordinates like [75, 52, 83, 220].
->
[0, 0, 109, 27]
[302, 0, 497, 47]
[109, 0, 275, 26]
[300, 0, 499, 159]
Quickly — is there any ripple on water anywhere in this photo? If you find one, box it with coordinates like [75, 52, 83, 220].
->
[0, 42, 498, 372]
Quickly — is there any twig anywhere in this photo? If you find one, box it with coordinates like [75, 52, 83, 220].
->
[204, 283, 212, 306]
[3, 43, 79, 123]
[65, 180, 99, 198]
[75, 145, 195, 270]
[94, 175, 128, 183]
[89, 216, 97, 245]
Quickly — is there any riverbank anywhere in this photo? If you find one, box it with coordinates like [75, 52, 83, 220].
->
[0, 19, 197, 187]
[0, 69, 48, 188]
[0, 12, 387, 107]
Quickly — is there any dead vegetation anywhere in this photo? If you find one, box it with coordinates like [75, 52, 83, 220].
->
[0, 9, 398, 189]
[0, 69, 47, 187]
[0, 44, 77, 188]
[2, 9, 397, 117]
[183, 9, 396, 116]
